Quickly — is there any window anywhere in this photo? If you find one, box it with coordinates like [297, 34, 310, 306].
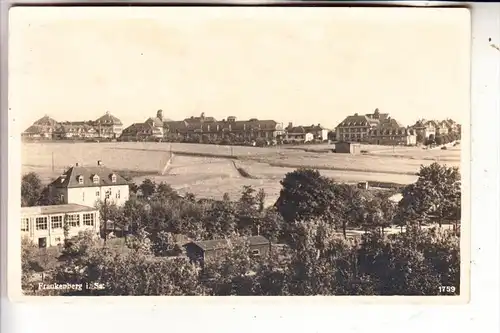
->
[36, 217, 48, 230]
[21, 218, 29, 232]
[83, 213, 94, 226]
[66, 214, 80, 227]
[51, 215, 63, 229]
[116, 190, 121, 199]
[96, 191, 100, 197]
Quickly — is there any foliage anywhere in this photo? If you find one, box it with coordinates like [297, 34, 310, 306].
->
[22, 166, 461, 296]
[21, 172, 59, 207]
[275, 169, 338, 224]
[396, 163, 461, 228]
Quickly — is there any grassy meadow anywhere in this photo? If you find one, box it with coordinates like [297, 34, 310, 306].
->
[22, 141, 461, 205]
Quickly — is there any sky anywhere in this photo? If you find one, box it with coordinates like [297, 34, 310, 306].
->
[9, 7, 470, 131]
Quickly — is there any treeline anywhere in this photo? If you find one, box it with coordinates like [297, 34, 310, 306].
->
[21, 173, 62, 207]
[21, 162, 461, 296]
[419, 131, 461, 146]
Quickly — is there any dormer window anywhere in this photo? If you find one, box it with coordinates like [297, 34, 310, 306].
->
[111, 174, 117, 183]
[77, 175, 84, 184]
[92, 175, 100, 184]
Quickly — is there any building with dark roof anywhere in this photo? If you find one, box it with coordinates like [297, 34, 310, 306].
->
[285, 125, 313, 143]
[184, 235, 271, 263]
[144, 110, 284, 143]
[120, 122, 160, 141]
[22, 115, 59, 139]
[367, 126, 417, 146]
[335, 109, 381, 142]
[335, 109, 412, 144]
[53, 122, 98, 139]
[21, 203, 100, 248]
[94, 111, 124, 139]
[49, 160, 130, 207]
[285, 123, 329, 142]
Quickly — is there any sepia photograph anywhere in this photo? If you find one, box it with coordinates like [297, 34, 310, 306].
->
[9, 6, 470, 297]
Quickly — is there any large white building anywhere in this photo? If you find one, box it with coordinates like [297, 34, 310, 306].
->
[49, 160, 130, 207]
[21, 204, 100, 248]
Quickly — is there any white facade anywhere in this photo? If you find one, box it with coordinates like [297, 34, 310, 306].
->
[53, 184, 130, 207]
[21, 204, 100, 247]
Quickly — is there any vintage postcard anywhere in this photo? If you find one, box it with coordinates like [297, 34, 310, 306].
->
[8, 6, 470, 301]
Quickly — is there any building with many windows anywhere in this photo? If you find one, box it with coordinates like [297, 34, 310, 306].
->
[94, 111, 124, 138]
[48, 160, 130, 207]
[335, 109, 386, 142]
[21, 204, 100, 248]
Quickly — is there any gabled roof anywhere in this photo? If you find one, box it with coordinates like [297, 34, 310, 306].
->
[122, 123, 154, 134]
[50, 165, 129, 188]
[189, 235, 270, 251]
[23, 125, 45, 134]
[95, 112, 123, 126]
[379, 118, 403, 129]
[303, 125, 325, 131]
[337, 115, 374, 128]
[33, 115, 58, 127]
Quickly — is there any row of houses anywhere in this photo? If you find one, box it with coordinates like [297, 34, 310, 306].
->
[23, 108, 460, 146]
[334, 108, 460, 145]
[22, 112, 123, 140]
[120, 110, 330, 143]
[23, 110, 330, 144]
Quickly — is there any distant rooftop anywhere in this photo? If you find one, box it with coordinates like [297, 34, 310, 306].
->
[21, 204, 97, 216]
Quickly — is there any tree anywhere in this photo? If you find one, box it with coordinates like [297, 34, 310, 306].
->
[396, 163, 461, 228]
[139, 178, 156, 198]
[156, 182, 178, 201]
[256, 188, 266, 213]
[237, 186, 260, 236]
[334, 184, 366, 238]
[258, 207, 285, 243]
[202, 239, 261, 295]
[38, 186, 63, 206]
[21, 172, 43, 207]
[21, 237, 39, 292]
[285, 220, 362, 295]
[275, 169, 337, 224]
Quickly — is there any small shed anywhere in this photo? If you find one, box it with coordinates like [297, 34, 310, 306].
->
[335, 141, 361, 154]
[184, 235, 271, 263]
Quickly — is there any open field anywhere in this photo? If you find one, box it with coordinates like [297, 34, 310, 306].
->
[22, 142, 460, 204]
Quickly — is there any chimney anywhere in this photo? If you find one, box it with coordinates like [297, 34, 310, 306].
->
[97, 160, 102, 166]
